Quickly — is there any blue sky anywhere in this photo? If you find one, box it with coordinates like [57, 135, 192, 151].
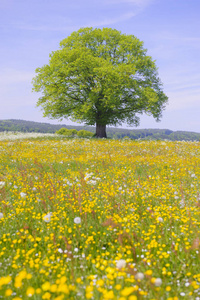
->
[0, 0, 200, 132]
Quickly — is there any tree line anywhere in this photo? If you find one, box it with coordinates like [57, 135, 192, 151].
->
[0, 119, 200, 141]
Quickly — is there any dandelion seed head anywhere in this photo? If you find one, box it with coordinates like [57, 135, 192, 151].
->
[74, 217, 81, 224]
[116, 259, 126, 269]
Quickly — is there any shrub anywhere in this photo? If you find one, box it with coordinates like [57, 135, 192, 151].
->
[77, 130, 93, 138]
[56, 128, 77, 136]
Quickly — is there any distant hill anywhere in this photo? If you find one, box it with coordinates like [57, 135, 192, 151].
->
[0, 119, 200, 141]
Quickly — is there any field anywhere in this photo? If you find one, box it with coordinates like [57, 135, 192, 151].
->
[0, 136, 200, 300]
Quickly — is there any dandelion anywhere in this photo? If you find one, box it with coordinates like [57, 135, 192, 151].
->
[153, 278, 162, 286]
[43, 212, 52, 223]
[135, 272, 144, 280]
[5, 289, 12, 296]
[121, 287, 135, 296]
[74, 217, 81, 224]
[158, 217, 163, 222]
[26, 286, 35, 297]
[116, 259, 126, 269]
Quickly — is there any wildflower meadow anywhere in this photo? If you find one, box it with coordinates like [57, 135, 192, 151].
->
[0, 136, 200, 300]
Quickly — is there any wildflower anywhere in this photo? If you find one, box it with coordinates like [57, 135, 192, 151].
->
[20, 192, 27, 198]
[87, 180, 97, 185]
[129, 296, 137, 300]
[104, 290, 114, 299]
[0, 275, 12, 286]
[5, 289, 12, 296]
[153, 278, 162, 286]
[74, 217, 81, 224]
[0, 213, 4, 219]
[0, 181, 5, 189]
[116, 259, 126, 269]
[158, 217, 163, 222]
[42, 281, 51, 291]
[26, 286, 35, 297]
[121, 287, 135, 296]
[135, 272, 144, 280]
[43, 212, 52, 223]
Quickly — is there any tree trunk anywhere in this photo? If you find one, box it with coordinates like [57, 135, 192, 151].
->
[96, 124, 107, 138]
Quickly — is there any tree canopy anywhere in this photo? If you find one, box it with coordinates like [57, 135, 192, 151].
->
[32, 27, 168, 138]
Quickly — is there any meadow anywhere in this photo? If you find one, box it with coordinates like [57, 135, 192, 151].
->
[0, 136, 200, 300]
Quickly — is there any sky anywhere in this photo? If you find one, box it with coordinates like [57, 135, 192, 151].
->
[0, 0, 200, 132]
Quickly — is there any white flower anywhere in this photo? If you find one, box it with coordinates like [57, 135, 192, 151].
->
[20, 192, 27, 198]
[185, 282, 190, 287]
[0, 181, 5, 189]
[43, 212, 52, 223]
[0, 213, 4, 219]
[84, 172, 93, 180]
[154, 278, 162, 286]
[74, 217, 81, 224]
[74, 248, 79, 252]
[158, 217, 163, 222]
[116, 259, 126, 269]
[135, 272, 144, 280]
[58, 248, 63, 253]
[87, 180, 97, 185]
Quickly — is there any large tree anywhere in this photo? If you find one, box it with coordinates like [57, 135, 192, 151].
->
[32, 27, 168, 138]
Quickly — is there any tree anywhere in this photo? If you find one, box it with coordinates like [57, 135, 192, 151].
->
[32, 27, 168, 138]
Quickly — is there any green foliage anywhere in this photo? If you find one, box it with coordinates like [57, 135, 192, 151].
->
[77, 129, 94, 138]
[32, 27, 168, 137]
[56, 128, 77, 136]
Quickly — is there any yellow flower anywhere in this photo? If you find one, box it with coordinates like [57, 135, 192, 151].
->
[0, 275, 12, 286]
[86, 292, 93, 299]
[42, 281, 51, 291]
[50, 284, 57, 292]
[121, 287, 135, 296]
[115, 284, 122, 290]
[42, 292, 51, 299]
[104, 290, 114, 299]
[36, 288, 42, 294]
[54, 296, 64, 300]
[5, 289, 12, 296]
[145, 270, 153, 276]
[57, 283, 69, 294]
[26, 286, 35, 297]
[129, 296, 137, 300]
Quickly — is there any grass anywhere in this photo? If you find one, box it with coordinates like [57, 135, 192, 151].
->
[0, 137, 200, 299]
